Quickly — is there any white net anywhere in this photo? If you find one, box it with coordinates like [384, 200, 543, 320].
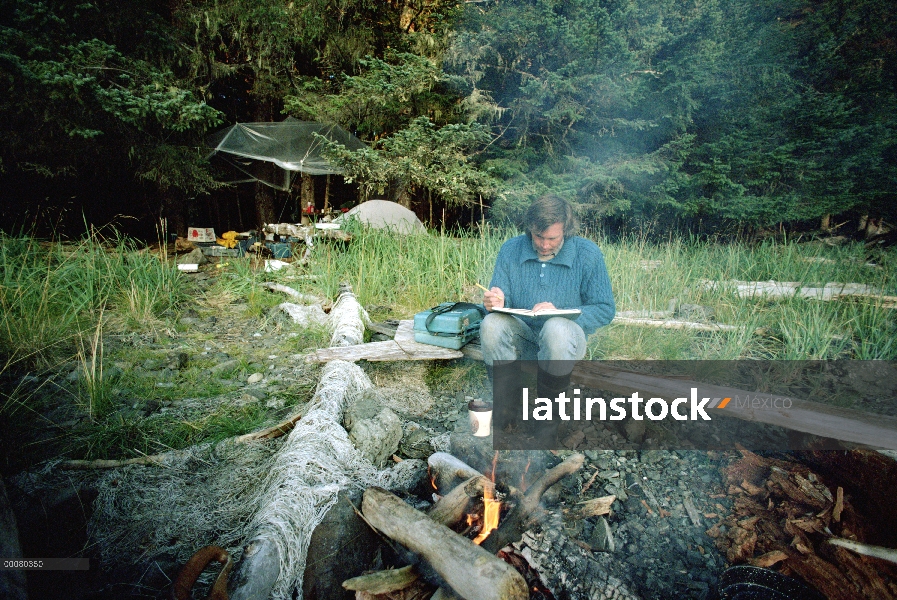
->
[328, 284, 369, 348]
[87, 360, 423, 599]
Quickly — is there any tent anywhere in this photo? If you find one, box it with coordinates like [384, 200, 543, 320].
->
[336, 200, 426, 234]
[206, 117, 366, 190]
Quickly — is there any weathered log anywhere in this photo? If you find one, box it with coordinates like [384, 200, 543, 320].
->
[571, 363, 897, 450]
[342, 565, 419, 594]
[427, 452, 483, 494]
[611, 316, 744, 332]
[307, 321, 464, 363]
[427, 476, 492, 528]
[362, 487, 528, 600]
[480, 453, 585, 554]
[230, 284, 368, 600]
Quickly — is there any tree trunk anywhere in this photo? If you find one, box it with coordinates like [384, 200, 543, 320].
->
[301, 172, 315, 224]
[254, 101, 277, 229]
[162, 192, 187, 238]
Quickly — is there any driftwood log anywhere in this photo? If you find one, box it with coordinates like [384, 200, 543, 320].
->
[571, 363, 897, 450]
[228, 283, 366, 600]
[362, 486, 529, 600]
[427, 452, 483, 494]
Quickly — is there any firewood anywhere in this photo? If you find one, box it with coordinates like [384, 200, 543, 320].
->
[828, 538, 897, 566]
[427, 476, 492, 528]
[480, 453, 585, 555]
[427, 452, 483, 494]
[342, 565, 420, 594]
[566, 495, 615, 520]
[361, 487, 528, 600]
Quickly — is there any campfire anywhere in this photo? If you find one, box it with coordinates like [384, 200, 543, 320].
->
[343, 451, 586, 599]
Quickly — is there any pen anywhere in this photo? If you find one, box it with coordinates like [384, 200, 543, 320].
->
[475, 282, 503, 300]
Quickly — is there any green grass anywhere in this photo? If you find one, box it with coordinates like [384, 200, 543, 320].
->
[2, 226, 895, 464]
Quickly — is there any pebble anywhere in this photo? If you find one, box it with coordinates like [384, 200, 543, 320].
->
[247, 373, 264, 384]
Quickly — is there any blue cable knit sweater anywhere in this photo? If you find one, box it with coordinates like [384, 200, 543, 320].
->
[488, 234, 616, 336]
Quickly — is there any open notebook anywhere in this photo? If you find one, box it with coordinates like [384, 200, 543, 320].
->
[491, 307, 581, 319]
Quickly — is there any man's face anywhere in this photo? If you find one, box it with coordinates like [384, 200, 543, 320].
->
[530, 222, 565, 260]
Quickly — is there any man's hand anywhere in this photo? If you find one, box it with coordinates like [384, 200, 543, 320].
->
[483, 287, 505, 311]
[531, 302, 557, 312]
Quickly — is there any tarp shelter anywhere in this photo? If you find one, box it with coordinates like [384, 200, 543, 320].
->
[336, 200, 426, 234]
[206, 117, 367, 190]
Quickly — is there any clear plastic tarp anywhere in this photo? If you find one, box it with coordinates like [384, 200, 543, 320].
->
[206, 117, 367, 190]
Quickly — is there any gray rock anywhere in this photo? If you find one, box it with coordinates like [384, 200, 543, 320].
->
[590, 516, 615, 552]
[177, 247, 207, 265]
[345, 395, 402, 467]
[302, 490, 379, 600]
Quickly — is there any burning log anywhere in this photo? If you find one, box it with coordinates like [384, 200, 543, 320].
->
[481, 453, 585, 554]
[427, 452, 483, 494]
[362, 486, 529, 600]
[427, 475, 492, 528]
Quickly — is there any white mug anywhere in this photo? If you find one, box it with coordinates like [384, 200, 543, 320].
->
[468, 400, 493, 437]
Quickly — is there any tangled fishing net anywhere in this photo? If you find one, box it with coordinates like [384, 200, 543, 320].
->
[88, 361, 423, 598]
[87, 285, 422, 598]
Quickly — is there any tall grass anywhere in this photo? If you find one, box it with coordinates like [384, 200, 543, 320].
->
[301, 227, 895, 360]
[309, 222, 510, 318]
[0, 230, 185, 372]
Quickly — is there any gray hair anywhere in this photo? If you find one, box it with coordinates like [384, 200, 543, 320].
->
[524, 194, 578, 238]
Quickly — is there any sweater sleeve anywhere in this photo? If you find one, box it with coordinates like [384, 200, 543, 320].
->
[488, 242, 515, 309]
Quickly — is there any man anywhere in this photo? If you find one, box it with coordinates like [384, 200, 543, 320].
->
[481, 194, 615, 421]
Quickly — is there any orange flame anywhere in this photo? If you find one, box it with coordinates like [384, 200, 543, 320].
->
[473, 483, 500, 545]
[473, 451, 502, 545]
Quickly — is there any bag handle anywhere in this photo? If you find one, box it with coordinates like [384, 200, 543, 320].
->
[424, 302, 486, 332]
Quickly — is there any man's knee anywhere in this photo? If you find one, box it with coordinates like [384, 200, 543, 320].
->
[480, 313, 519, 364]
[538, 318, 587, 362]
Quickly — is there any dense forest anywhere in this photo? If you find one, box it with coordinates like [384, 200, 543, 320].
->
[1, 0, 894, 238]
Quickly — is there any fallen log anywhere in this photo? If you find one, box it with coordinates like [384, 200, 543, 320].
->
[427, 452, 483, 494]
[571, 363, 897, 450]
[481, 453, 585, 554]
[427, 475, 492, 528]
[228, 283, 374, 600]
[362, 486, 529, 600]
